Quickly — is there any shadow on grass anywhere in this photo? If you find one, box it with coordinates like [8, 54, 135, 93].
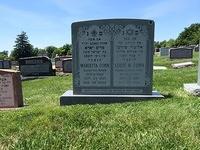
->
[162, 93, 174, 99]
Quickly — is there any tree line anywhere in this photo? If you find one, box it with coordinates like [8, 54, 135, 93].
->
[155, 23, 200, 48]
[0, 31, 72, 61]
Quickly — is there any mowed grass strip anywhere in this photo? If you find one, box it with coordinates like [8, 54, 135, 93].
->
[0, 52, 200, 149]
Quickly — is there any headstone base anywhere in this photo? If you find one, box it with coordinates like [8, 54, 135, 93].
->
[60, 90, 164, 105]
[184, 83, 200, 96]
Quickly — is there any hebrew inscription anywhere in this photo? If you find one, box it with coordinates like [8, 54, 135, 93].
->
[72, 20, 154, 95]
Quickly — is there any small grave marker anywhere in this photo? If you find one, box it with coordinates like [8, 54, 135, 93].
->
[0, 69, 23, 108]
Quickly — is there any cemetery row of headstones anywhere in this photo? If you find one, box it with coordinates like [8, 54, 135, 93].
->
[158, 44, 199, 59]
[0, 19, 199, 108]
[0, 56, 73, 76]
[159, 47, 194, 59]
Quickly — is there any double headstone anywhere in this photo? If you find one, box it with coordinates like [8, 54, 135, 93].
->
[0, 69, 23, 108]
[169, 48, 193, 59]
[60, 19, 163, 105]
[0, 60, 11, 69]
[62, 58, 72, 73]
[19, 56, 54, 76]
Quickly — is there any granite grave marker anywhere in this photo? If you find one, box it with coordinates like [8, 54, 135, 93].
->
[169, 48, 193, 59]
[160, 47, 169, 57]
[0, 60, 11, 69]
[0, 69, 23, 108]
[19, 56, 54, 76]
[60, 19, 163, 105]
[62, 58, 72, 73]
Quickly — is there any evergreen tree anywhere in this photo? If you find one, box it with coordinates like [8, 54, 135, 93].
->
[11, 31, 35, 60]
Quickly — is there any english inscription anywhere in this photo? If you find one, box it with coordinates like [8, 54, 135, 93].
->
[0, 74, 14, 107]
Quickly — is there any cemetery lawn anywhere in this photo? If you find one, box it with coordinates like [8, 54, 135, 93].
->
[1, 52, 200, 150]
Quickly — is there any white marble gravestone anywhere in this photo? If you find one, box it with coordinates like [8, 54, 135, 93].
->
[60, 19, 163, 105]
[184, 46, 200, 95]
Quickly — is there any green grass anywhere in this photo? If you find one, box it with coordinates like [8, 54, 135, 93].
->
[1, 52, 200, 149]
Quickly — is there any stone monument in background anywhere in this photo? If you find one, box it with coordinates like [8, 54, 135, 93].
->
[0, 69, 23, 108]
[19, 56, 55, 76]
[60, 19, 163, 105]
[62, 58, 72, 73]
[160, 47, 169, 57]
[169, 48, 193, 59]
[0, 60, 11, 69]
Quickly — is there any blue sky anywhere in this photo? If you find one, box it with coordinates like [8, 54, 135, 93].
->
[0, 0, 199, 52]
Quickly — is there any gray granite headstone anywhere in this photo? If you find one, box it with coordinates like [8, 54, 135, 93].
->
[0, 60, 11, 69]
[169, 48, 193, 59]
[60, 19, 163, 105]
[19, 56, 54, 76]
[62, 58, 72, 73]
[160, 47, 169, 57]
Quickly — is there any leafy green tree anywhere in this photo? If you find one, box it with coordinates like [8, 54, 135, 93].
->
[52, 44, 72, 57]
[37, 48, 47, 56]
[166, 39, 176, 48]
[0, 50, 8, 57]
[11, 31, 35, 60]
[160, 40, 167, 47]
[45, 46, 57, 58]
[52, 48, 62, 57]
[154, 41, 161, 48]
[176, 23, 200, 46]
[0, 54, 7, 60]
[61, 44, 72, 55]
